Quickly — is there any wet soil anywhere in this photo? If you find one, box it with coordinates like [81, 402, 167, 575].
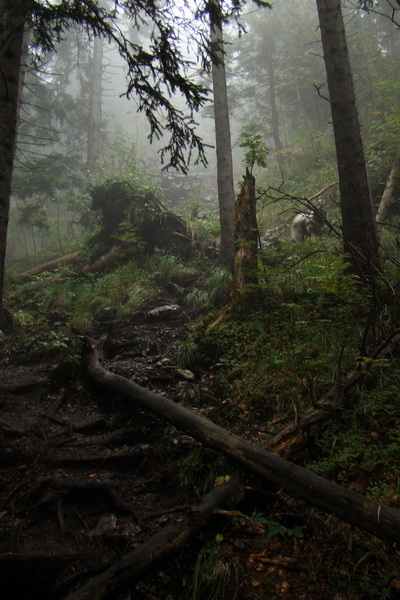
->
[0, 299, 396, 599]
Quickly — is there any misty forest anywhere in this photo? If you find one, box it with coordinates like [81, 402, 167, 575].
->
[1, 0, 400, 598]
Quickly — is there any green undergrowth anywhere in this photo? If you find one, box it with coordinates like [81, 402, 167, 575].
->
[4, 228, 400, 598]
[310, 367, 400, 505]
[185, 281, 373, 421]
[3, 251, 199, 358]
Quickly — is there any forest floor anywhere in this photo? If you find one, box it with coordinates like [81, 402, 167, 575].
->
[0, 291, 395, 600]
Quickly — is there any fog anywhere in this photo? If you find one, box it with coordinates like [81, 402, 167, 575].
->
[8, 0, 400, 262]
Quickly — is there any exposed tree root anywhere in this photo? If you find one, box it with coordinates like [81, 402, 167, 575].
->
[65, 477, 245, 600]
[48, 445, 164, 467]
[83, 335, 400, 545]
[0, 377, 48, 393]
[28, 479, 141, 520]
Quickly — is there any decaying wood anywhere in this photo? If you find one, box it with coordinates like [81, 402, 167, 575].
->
[10, 272, 67, 297]
[230, 168, 259, 311]
[376, 145, 400, 224]
[267, 328, 400, 457]
[15, 252, 81, 282]
[10, 246, 123, 298]
[65, 477, 245, 600]
[79, 245, 123, 275]
[207, 169, 259, 331]
[90, 181, 194, 257]
[85, 336, 400, 544]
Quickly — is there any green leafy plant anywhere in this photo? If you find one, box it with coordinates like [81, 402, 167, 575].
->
[185, 266, 232, 309]
[239, 131, 269, 173]
[113, 221, 146, 252]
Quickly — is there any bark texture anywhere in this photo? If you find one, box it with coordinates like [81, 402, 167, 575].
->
[231, 168, 258, 311]
[210, 2, 235, 272]
[206, 170, 259, 330]
[266, 53, 284, 172]
[0, 3, 27, 323]
[376, 146, 400, 224]
[316, 0, 379, 279]
[16, 252, 81, 281]
[65, 478, 245, 600]
[85, 337, 400, 545]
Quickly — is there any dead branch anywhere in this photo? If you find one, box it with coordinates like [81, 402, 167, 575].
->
[308, 180, 338, 202]
[84, 336, 400, 545]
[267, 328, 400, 457]
[65, 477, 245, 600]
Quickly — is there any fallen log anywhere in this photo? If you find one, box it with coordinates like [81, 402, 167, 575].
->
[85, 336, 400, 545]
[65, 477, 245, 600]
[10, 246, 123, 299]
[15, 252, 81, 282]
[79, 245, 123, 275]
[10, 272, 67, 297]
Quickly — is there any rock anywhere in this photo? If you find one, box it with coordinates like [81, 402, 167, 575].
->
[145, 305, 180, 321]
[176, 367, 195, 381]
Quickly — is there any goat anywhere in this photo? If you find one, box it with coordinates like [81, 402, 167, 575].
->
[291, 206, 328, 243]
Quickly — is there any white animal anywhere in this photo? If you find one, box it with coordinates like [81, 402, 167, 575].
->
[291, 207, 328, 243]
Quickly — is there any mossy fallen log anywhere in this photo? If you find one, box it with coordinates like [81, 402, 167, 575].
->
[15, 252, 81, 282]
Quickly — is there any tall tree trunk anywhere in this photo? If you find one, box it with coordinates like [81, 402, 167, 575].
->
[316, 0, 379, 280]
[266, 55, 284, 172]
[87, 35, 104, 176]
[0, 3, 27, 329]
[296, 85, 321, 155]
[209, 1, 235, 273]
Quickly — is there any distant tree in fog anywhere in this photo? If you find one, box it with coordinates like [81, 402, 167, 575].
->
[0, 0, 270, 326]
[87, 36, 104, 176]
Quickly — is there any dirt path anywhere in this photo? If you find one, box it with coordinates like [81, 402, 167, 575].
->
[0, 301, 217, 599]
[1, 299, 396, 599]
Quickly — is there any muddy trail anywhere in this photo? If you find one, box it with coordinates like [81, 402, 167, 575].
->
[0, 293, 396, 600]
[0, 298, 220, 598]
